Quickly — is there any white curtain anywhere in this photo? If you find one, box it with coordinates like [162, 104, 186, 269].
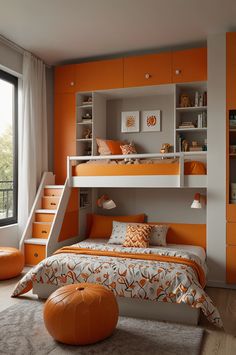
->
[18, 52, 48, 235]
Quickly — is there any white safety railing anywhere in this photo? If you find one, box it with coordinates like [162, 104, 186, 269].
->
[67, 151, 207, 188]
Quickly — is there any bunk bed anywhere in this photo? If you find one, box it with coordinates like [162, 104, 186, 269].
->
[67, 152, 207, 188]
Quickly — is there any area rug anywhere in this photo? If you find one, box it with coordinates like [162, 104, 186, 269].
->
[0, 300, 203, 355]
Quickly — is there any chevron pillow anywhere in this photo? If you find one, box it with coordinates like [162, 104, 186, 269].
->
[123, 224, 153, 248]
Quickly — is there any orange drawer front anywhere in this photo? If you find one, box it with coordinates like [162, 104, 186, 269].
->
[24, 244, 46, 266]
[227, 223, 236, 245]
[226, 246, 236, 284]
[32, 222, 51, 239]
[35, 213, 55, 223]
[42, 196, 60, 210]
[227, 204, 236, 222]
[44, 188, 62, 197]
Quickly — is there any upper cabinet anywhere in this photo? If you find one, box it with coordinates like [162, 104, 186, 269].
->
[54, 65, 76, 93]
[75, 58, 123, 92]
[172, 48, 207, 83]
[124, 52, 172, 87]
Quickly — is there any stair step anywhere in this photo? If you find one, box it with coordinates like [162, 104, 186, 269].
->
[35, 209, 57, 214]
[32, 222, 52, 239]
[42, 196, 60, 210]
[44, 185, 64, 189]
[24, 238, 47, 245]
[44, 187, 63, 197]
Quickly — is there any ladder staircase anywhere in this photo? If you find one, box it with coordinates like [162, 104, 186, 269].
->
[20, 172, 79, 266]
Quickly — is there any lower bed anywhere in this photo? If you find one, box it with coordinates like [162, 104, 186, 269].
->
[12, 239, 222, 327]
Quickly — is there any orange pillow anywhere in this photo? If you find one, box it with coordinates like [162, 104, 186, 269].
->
[123, 224, 153, 248]
[184, 161, 206, 175]
[89, 213, 145, 238]
[106, 140, 124, 155]
[96, 138, 124, 155]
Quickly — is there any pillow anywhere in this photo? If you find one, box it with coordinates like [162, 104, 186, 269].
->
[89, 213, 145, 238]
[120, 143, 137, 155]
[108, 221, 168, 246]
[184, 161, 206, 175]
[108, 221, 128, 244]
[123, 224, 153, 248]
[149, 224, 169, 246]
[96, 138, 124, 155]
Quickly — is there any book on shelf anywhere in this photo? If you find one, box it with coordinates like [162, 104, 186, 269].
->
[178, 125, 195, 129]
[81, 118, 92, 123]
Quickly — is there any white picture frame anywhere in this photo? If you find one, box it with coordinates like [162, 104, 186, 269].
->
[141, 110, 161, 132]
[121, 111, 140, 133]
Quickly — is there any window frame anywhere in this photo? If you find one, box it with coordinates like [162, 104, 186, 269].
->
[0, 69, 18, 227]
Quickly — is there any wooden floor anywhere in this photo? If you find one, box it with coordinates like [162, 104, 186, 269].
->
[1, 271, 236, 354]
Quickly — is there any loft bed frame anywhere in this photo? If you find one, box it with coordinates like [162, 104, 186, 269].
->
[67, 151, 207, 188]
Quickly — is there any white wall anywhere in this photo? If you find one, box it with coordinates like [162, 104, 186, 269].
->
[207, 34, 226, 285]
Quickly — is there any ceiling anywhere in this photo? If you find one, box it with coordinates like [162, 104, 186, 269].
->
[0, 0, 235, 65]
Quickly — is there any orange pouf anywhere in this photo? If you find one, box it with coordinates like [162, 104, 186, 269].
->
[0, 247, 24, 280]
[43, 283, 119, 345]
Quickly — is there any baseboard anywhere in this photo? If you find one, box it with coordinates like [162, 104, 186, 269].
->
[207, 280, 236, 289]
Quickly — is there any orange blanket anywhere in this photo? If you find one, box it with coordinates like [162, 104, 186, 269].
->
[54, 246, 206, 288]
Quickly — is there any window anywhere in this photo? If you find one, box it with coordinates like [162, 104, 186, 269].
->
[0, 70, 18, 226]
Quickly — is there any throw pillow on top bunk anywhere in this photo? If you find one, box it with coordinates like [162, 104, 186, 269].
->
[120, 142, 137, 155]
[96, 138, 124, 155]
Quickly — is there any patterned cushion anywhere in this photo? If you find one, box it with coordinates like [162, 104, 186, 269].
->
[108, 221, 127, 244]
[149, 225, 169, 246]
[120, 143, 137, 155]
[123, 224, 153, 248]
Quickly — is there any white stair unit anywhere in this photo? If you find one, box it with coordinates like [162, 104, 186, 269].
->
[20, 172, 79, 258]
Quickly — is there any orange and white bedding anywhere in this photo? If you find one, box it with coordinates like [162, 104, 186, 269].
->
[12, 239, 221, 327]
[73, 159, 206, 176]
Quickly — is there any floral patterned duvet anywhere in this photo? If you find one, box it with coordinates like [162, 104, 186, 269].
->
[12, 240, 222, 327]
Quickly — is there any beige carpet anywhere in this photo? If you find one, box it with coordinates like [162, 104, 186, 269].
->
[0, 299, 203, 355]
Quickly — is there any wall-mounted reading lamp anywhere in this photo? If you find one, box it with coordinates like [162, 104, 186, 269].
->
[191, 193, 206, 209]
[97, 195, 116, 210]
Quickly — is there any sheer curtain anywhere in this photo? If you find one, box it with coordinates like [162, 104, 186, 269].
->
[18, 52, 48, 236]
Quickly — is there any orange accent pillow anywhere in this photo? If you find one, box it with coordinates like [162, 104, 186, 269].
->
[184, 161, 206, 175]
[96, 139, 124, 155]
[123, 224, 153, 248]
[89, 214, 145, 238]
[106, 140, 123, 155]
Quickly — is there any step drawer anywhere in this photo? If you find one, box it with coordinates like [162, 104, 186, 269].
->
[44, 188, 63, 197]
[24, 244, 46, 266]
[42, 196, 60, 210]
[35, 213, 55, 223]
[32, 222, 51, 239]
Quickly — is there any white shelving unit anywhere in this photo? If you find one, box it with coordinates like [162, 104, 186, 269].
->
[174, 82, 207, 153]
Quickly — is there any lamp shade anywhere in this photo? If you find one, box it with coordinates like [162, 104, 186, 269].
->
[191, 193, 202, 209]
[97, 195, 116, 210]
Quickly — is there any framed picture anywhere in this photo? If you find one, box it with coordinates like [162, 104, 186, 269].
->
[141, 110, 161, 132]
[121, 111, 140, 133]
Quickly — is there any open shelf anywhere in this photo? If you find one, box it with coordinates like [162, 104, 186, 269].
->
[176, 106, 207, 112]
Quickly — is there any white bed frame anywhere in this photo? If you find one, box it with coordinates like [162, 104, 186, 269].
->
[33, 283, 199, 325]
[67, 152, 207, 188]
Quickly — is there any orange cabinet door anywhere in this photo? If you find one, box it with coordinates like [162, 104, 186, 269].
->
[227, 204, 236, 223]
[172, 48, 207, 83]
[226, 223, 236, 245]
[226, 246, 236, 284]
[75, 58, 123, 92]
[24, 244, 46, 266]
[54, 93, 76, 184]
[124, 52, 172, 87]
[54, 65, 76, 94]
[227, 33, 236, 109]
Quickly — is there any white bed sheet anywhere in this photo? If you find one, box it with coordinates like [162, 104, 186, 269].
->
[82, 238, 206, 264]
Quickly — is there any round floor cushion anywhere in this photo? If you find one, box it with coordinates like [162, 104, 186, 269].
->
[0, 247, 24, 280]
[43, 283, 119, 345]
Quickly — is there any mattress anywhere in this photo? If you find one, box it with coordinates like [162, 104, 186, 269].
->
[82, 238, 206, 264]
[73, 160, 206, 176]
